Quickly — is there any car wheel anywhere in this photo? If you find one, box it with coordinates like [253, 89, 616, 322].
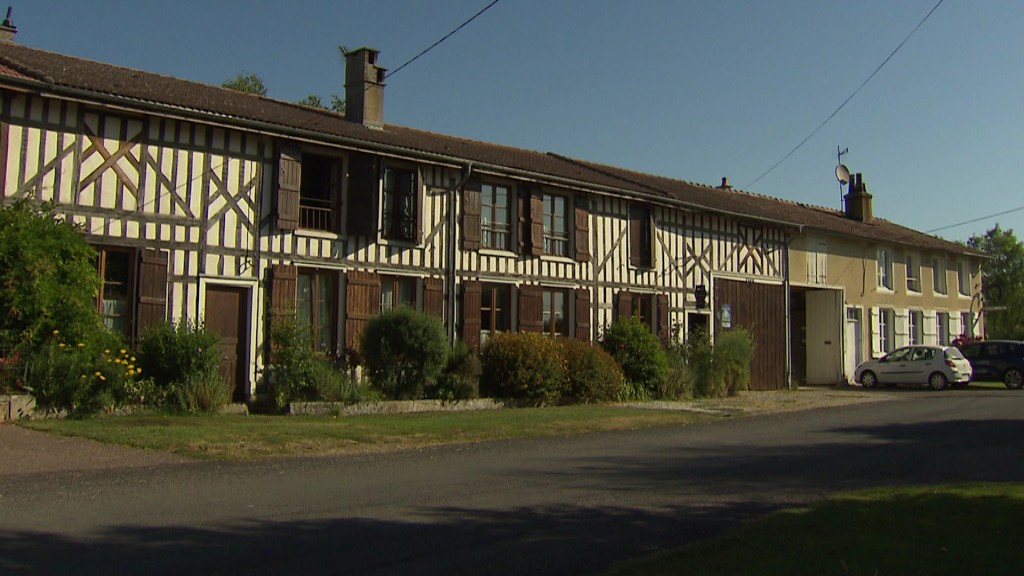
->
[929, 372, 949, 391]
[1004, 369, 1024, 390]
[860, 371, 878, 388]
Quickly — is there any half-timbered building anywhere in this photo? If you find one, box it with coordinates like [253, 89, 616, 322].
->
[0, 30, 983, 398]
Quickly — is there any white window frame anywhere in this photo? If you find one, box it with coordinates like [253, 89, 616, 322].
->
[905, 254, 920, 293]
[877, 249, 893, 291]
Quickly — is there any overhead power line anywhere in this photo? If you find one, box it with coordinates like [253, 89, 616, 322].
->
[744, 0, 945, 189]
[927, 204, 1024, 234]
[385, 0, 502, 80]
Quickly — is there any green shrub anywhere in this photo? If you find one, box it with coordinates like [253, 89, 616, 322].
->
[685, 329, 719, 398]
[560, 338, 624, 403]
[432, 340, 481, 402]
[481, 331, 566, 405]
[660, 345, 694, 400]
[137, 319, 226, 412]
[714, 328, 755, 396]
[360, 307, 448, 400]
[263, 314, 356, 409]
[600, 317, 669, 396]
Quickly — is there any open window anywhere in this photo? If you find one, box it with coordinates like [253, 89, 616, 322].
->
[517, 186, 589, 261]
[275, 144, 343, 233]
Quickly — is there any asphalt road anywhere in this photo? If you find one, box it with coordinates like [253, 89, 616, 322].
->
[3, 389, 1024, 575]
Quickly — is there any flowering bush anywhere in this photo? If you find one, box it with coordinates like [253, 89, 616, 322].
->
[22, 329, 130, 417]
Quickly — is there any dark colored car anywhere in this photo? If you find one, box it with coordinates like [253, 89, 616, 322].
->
[958, 340, 1024, 389]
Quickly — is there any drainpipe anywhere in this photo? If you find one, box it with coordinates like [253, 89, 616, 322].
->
[783, 227, 802, 391]
[447, 163, 473, 346]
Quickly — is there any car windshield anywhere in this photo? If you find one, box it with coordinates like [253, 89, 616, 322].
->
[945, 348, 966, 360]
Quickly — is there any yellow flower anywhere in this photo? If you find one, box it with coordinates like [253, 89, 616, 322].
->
[80, 375, 87, 380]
[52, 329, 60, 335]
[130, 356, 137, 362]
[136, 367, 142, 374]
[59, 343, 66, 348]
[104, 349, 110, 354]
[119, 349, 126, 355]
[99, 375, 106, 381]
[77, 343, 85, 348]
[94, 371, 101, 377]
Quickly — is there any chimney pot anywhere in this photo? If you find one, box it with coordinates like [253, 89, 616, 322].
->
[0, 6, 17, 43]
[720, 177, 731, 189]
[844, 172, 874, 222]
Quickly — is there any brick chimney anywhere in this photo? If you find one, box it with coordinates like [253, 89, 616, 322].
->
[344, 48, 386, 130]
[844, 173, 873, 222]
[0, 7, 17, 43]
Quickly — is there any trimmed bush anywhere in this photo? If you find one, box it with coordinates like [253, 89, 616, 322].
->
[600, 317, 669, 395]
[560, 338, 625, 403]
[360, 307, 448, 400]
[714, 327, 755, 396]
[481, 331, 566, 405]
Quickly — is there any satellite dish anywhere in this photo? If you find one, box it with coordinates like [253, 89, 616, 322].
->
[835, 163, 851, 184]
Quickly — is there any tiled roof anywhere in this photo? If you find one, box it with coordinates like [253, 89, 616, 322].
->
[0, 41, 979, 257]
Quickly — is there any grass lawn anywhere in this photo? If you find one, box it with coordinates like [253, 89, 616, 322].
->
[18, 404, 721, 460]
[604, 482, 1024, 576]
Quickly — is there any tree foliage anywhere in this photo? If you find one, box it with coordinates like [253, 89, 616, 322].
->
[222, 72, 267, 96]
[968, 225, 1024, 339]
[0, 200, 105, 349]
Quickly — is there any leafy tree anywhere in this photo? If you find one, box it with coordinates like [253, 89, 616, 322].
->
[0, 200, 105, 349]
[968, 225, 1024, 339]
[222, 72, 267, 96]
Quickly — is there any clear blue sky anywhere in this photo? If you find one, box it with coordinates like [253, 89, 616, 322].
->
[13, 1, 1023, 241]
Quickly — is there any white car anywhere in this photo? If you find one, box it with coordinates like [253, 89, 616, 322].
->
[855, 345, 972, 390]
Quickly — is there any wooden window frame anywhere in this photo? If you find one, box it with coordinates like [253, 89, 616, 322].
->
[481, 182, 512, 251]
[541, 287, 569, 338]
[380, 275, 418, 311]
[298, 153, 343, 233]
[382, 165, 420, 243]
[480, 283, 512, 344]
[541, 193, 569, 257]
[297, 268, 338, 354]
[96, 247, 134, 336]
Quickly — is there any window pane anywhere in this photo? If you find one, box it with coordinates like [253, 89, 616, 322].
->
[100, 251, 131, 334]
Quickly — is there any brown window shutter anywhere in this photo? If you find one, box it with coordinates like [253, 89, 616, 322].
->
[529, 187, 544, 257]
[414, 168, 424, 245]
[135, 249, 168, 338]
[575, 287, 591, 341]
[574, 194, 590, 262]
[276, 144, 301, 231]
[628, 205, 643, 267]
[461, 177, 482, 251]
[518, 285, 543, 333]
[657, 294, 670, 345]
[270, 264, 297, 314]
[345, 270, 380, 350]
[461, 281, 482, 350]
[346, 153, 380, 238]
[516, 185, 527, 255]
[332, 160, 345, 235]
[423, 277, 444, 318]
[616, 290, 633, 323]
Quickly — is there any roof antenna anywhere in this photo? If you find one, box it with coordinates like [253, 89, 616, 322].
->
[835, 146, 850, 209]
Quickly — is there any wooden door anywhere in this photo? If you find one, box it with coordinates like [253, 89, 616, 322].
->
[714, 279, 787, 390]
[205, 285, 249, 402]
